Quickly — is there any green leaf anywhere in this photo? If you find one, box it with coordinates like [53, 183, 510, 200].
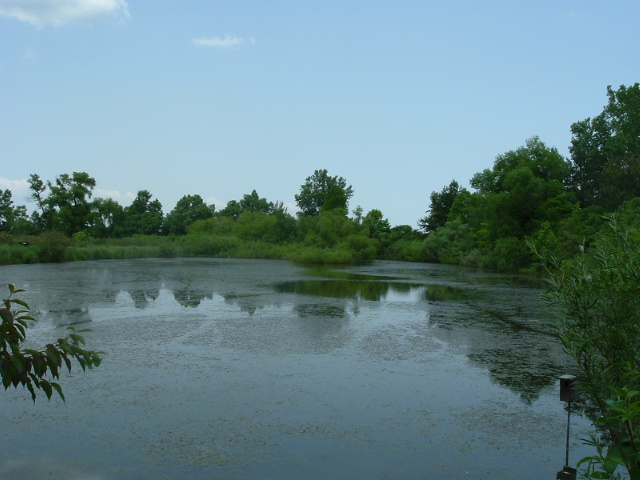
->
[1, 368, 11, 389]
[69, 333, 85, 345]
[10, 298, 30, 309]
[51, 382, 65, 402]
[12, 355, 24, 374]
[40, 380, 53, 400]
[62, 353, 72, 373]
[0, 308, 14, 324]
[589, 471, 613, 479]
[26, 379, 36, 403]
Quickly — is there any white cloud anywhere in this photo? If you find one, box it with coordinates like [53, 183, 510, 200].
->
[0, 0, 130, 27]
[94, 189, 135, 204]
[193, 35, 256, 49]
[205, 196, 226, 211]
[0, 177, 29, 191]
[0, 177, 31, 204]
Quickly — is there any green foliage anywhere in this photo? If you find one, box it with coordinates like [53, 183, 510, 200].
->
[377, 225, 424, 261]
[418, 180, 462, 233]
[342, 234, 377, 264]
[569, 83, 640, 210]
[0, 189, 30, 234]
[234, 211, 278, 240]
[123, 190, 164, 236]
[470, 136, 575, 239]
[578, 369, 640, 480]
[46, 172, 97, 236]
[321, 185, 349, 215]
[238, 189, 274, 213]
[90, 197, 125, 238]
[188, 217, 235, 236]
[539, 218, 640, 478]
[268, 209, 298, 243]
[420, 136, 586, 271]
[419, 219, 480, 266]
[164, 194, 213, 235]
[5, 88, 637, 271]
[178, 234, 242, 257]
[1, 284, 102, 402]
[298, 211, 357, 249]
[362, 209, 391, 239]
[488, 236, 533, 272]
[295, 169, 354, 216]
[34, 230, 71, 262]
[217, 199, 242, 220]
[0, 243, 39, 265]
[216, 190, 282, 225]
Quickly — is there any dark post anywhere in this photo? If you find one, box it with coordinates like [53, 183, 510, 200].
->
[557, 375, 577, 480]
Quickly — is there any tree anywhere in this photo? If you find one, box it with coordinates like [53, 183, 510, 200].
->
[123, 190, 164, 236]
[321, 185, 349, 215]
[470, 137, 575, 239]
[569, 83, 640, 210]
[295, 169, 354, 216]
[217, 200, 242, 220]
[418, 180, 462, 233]
[351, 205, 364, 225]
[362, 209, 391, 239]
[46, 172, 97, 236]
[28, 173, 52, 232]
[164, 194, 214, 236]
[89, 198, 125, 238]
[0, 189, 29, 233]
[1, 284, 102, 402]
[238, 190, 274, 213]
[234, 211, 278, 241]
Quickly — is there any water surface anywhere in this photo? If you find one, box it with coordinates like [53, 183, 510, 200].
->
[0, 259, 591, 479]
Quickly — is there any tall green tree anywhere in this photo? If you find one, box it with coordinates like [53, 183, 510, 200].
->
[89, 198, 125, 238]
[0, 189, 29, 233]
[569, 83, 640, 210]
[418, 180, 462, 233]
[238, 190, 274, 213]
[46, 172, 97, 236]
[321, 185, 349, 215]
[123, 190, 164, 236]
[164, 194, 214, 236]
[470, 136, 575, 239]
[27, 173, 52, 232]
[362, 209, 391, 239]
[217, 200, 242, 220]
[295, 169, 354, 216]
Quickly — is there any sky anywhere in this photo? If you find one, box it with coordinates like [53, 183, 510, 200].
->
[1, 0, 639, 228]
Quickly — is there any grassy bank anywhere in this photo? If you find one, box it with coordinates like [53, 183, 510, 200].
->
[0, 231, 378, 266]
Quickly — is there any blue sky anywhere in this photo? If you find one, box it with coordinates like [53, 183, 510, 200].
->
[1, 0, 639, 227]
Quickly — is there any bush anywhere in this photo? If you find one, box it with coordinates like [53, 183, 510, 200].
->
[489, 236, 533, 272]
[540, 218, 640, 478]
[34, 231, 70, 263]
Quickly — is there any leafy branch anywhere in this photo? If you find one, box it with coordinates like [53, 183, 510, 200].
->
[0, 283, 102, 402]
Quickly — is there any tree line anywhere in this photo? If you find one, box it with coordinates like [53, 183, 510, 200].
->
[1, 83, 639, 269]
[418, 83, 640, 270]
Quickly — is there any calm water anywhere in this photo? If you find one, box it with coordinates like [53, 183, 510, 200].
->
[0, 258, 591, 479]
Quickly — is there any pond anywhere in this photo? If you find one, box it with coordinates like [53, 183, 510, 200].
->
[0, 258, 592, 479]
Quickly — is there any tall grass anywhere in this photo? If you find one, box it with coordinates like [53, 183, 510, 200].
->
[1, 231, 378, 266]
